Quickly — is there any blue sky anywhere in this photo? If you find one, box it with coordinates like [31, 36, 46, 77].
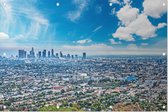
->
[0, 0, 167, 56]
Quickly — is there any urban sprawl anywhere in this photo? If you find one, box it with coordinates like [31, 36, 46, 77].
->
[0, 48, 167, 111]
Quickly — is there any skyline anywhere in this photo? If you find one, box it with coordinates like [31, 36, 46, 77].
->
[17, 47, 86, 59]
[0, 0, 167, 56]
[0, 47, 167, 58]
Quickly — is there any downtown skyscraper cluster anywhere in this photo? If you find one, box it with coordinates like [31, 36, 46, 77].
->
[18, 48, 87, 59]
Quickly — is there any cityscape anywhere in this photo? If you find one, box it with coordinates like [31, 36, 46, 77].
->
[0, 47, 167, 111]
[0, 0, 167, 111]
[18, 48, 86, 59]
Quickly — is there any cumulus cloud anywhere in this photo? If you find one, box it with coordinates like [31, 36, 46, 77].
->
[157, 23, 167, 29]
[113, 26, 135, 41]
[76, 39, 92, 44]
[143, 0, 167, 18]
[0, 32, 20, 51]
[113, 14, 157, 41]
[128, 14, 157, 40]
[117, 5, 139, 26]
[113, 0, 167, 42]
[109, 39, 121, 44]
[0, 32, 10, 40]
[67, 0, 90, 22]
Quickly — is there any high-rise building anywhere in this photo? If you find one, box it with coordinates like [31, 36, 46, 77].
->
[67, 54, 70, 59]
[82, 52, 86, 59]
[55, 53, 59, 58]
[42, 50, 46, 58]
[60, 51, 63, 58]
[38, 51, 42, 58]
[51, 49, 54, 57]
[30, 47, 35, 58]
[75, 55, 78, 59]
[48, 51, 51, 58]
[18, 50, 26, 58]
[71, 55, 74, 59]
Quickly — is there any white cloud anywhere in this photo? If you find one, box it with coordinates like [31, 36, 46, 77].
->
[113, 14, 157, 41]
[111, 8, 116, 15]
[127, 44, 138, 49]
[157, 23, 167, 29]
[0, 32, 20, 51]
[117, 5, 139, 26]
[0, 0, 49, 41]
[62, 43, 166, 55]
[108, 0, 121, 5]
[0, 32, 10, 40]
[113, 0, 167, 42]
[93, 25, 103, 32]
[76, 39, 92, 44]
[141, 43, 148, 46]
[67, 0, 90, 22]
[143, 0, 167, 18]
[109, 39, 121, 44]
[113, 26, 135, 41]
[108, 0, 131, 7]
[63, 44, 113, 53]
[128, 14, 156, 40]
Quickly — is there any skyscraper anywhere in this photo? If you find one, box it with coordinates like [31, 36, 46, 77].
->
[75, 55, 78, 59]
[30, 47, 35, 58]
[82, 52, 86, 59]
[71, 55, 74, 59]
[51, 49, 54, 57]
[60, 51, 63, 58]
[67, 54, 70, 59]
[42, 50, 46, 58]
[38, 51, 42, 58]
[55, 53, 59, 58]
[48, 51, 51, 58]
[18, 50, 26, 58]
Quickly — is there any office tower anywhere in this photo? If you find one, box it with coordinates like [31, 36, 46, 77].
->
[51, 49, 54, 57]
[82, 52, 86, 59]
[18, 50, 22, 58]
[18, 50, 26, 58]
[71, 55, 74, 59]
[75, 55, 78, 59]
[60, 51, 63, 58]
[67, 54, 70, 59]
[55, 53, 59, 58]
[32, 48, 35, 58]
[38, 51, 42, 58]
[29, 47, 35, 58]
[42, 50, 46, 58]
[30, 47, 35, 58]
[48, 51, 51, 58]
[23, 50, 26, 58]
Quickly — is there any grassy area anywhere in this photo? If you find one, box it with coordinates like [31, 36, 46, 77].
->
[39, 106, 80, 111]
